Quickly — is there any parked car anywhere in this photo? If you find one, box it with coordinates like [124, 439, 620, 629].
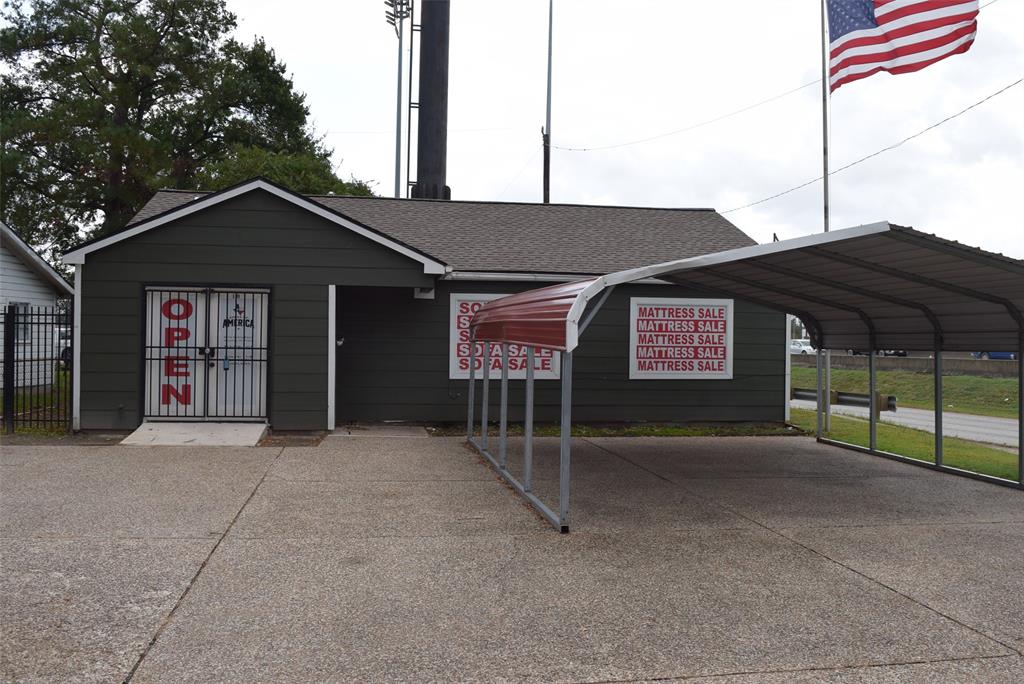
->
[971, 351, 1018, 360]
[790, 339, 814, 354]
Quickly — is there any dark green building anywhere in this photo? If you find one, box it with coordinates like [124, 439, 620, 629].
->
[64, 178, 786, 431]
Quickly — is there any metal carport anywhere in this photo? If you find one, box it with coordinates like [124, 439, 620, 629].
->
[465, 221, 1024, 532]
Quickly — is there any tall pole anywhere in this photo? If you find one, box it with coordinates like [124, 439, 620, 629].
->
[820, 0, 832, 430]
[394, 8, 405, 199]
[542, 0, 553, 203]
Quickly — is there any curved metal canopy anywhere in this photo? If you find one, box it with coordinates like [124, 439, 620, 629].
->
[470, 222, 1024, 353]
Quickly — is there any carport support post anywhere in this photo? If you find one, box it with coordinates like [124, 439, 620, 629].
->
[524, 347, 535, 492]
[934, 337, 944, 467]
[868, 349, 877, 451]
[815, 348, 824, 438]
[466, 333, 476, 440]
[499, 343, 509, 469]
[1018, 332, 1023, 485]
[558, 351, 573, 533]
[481, 342, 490, 450]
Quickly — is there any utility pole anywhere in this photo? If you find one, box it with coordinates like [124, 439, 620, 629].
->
[385, 1, 412, 199]
[542, 0, 553, 203]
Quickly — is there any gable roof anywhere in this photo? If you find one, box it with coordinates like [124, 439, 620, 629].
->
[65, 177, 757, 275]
[1, 221, 74, 297]
[63, 179, 448, 274]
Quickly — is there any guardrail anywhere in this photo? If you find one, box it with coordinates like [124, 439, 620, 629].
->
[790, 353, 1017, 378]
[792, 387, 897, 419]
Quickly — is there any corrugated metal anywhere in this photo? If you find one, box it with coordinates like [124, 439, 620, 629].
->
[470, 223, 1024, 353]
[470, 279, 596, 351]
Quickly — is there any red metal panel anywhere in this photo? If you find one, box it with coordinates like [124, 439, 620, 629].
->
[470, 279, 597, 351]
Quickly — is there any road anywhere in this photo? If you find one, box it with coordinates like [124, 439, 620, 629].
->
[791, 399, 1019, 448]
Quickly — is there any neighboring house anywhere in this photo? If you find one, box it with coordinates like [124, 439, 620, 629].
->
[63, 178, 787, 431]
[1, 221, 74, 389]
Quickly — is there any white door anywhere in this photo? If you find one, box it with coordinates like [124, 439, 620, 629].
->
[144, 288, 269, 420]
[205, 290, 269, 419]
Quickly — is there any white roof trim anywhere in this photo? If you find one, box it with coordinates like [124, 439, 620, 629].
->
[562, 222, 893, 352]
[445, 270, 669, 285]
[62, 179, 448, 274]
[1, 221, 74, 296]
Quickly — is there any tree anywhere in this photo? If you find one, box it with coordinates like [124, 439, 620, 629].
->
[0, 0, 368, 257]
[196, 145, 374, 196]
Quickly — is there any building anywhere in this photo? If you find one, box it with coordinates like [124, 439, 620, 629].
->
[1, 221, 74, 390]
[63, 178, 786, 431]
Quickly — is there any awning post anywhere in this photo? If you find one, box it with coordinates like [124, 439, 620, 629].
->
[868, 348, 877, 451]
[499, 342, 509, 469]
[466, 332, 476, 440]
[815, 348, 824, 438]
[481, 341, 490, 450]
[558, 351, 573, 533]
[524, 346, 535, 492]
[935, 336, 944, 467]
[1018, 332, 1023, 485]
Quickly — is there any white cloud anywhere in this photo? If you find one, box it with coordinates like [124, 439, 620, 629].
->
[229, 0, 1024, 258]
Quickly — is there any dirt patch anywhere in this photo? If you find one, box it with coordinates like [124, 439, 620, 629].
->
[257, 431, 326, 447]
[0, 431, 129, 447]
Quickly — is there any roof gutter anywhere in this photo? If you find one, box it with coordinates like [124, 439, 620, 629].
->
[444, 270, 669, 285]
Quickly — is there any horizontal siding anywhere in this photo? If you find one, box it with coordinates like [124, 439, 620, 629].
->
[79, 189, 435, 430]
[336, 282, 786, 424]
[1, 244, 57, 307]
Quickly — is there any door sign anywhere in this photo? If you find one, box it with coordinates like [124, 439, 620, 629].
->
[144, 288, 269, 419]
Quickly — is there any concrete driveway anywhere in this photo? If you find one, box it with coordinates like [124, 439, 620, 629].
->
[2, 434, 1023, 682]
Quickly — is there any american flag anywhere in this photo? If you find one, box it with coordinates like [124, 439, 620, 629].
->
[827, 0, 979, 91]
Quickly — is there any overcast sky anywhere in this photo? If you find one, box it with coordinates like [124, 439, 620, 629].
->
[228, 0, 1024, 258]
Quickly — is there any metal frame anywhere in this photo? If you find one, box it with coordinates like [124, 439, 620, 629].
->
[466, 292, 614, 533]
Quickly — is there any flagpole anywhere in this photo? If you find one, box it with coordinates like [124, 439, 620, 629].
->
[820, 0, 832, 431]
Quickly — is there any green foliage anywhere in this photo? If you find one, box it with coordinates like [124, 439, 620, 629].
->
[791, 366, 1019, 419]
[1, 0, 370, 260]
[196, 146, 373, 196]
[789, 409, 1019, 481]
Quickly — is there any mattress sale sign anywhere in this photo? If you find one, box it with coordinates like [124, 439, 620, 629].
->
[629, 297, 733, 380]
[450, 293, 560, 380]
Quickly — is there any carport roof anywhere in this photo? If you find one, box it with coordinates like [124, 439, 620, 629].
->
[470, 222, 1024, 353]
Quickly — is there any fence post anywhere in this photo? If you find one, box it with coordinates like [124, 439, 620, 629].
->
[3, 304, 16, 433]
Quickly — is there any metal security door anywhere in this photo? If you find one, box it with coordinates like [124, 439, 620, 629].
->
[144, 288, 269, 420]
[205, 290, 269, 419]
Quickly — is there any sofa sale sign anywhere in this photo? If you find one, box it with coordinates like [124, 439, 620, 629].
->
[629, 297, 733, 380]
[449, 293, 560, 380]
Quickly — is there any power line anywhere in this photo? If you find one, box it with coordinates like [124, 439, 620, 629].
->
[553, 79, 820, 152]
[552, 0, 1004, 154]
[721, 76, 1023, 214]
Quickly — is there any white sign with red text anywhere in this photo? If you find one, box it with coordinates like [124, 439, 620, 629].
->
[629, 297, 733, 380]
[449, 293, 560, 380]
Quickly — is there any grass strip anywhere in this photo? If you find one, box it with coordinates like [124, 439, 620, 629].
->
[789, 408, 1019, 481]
[792, 366, 1019, 420]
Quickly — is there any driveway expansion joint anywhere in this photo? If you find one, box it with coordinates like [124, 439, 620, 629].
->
[582, 438, 1023, 659]
[120, 446, 285, 683]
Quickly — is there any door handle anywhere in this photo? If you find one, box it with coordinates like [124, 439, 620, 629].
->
[336, 338, 345, 347]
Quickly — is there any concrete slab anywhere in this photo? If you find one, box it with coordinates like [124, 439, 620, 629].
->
[789, 522, 1024, 652]
[130, 531, 1009, 683]
[669, 655, 1024, 683]
[681, 473, 1024, 529]
[0, 446, 276, 538]
[0, 538, 213, 683]
[275, 436, 491, 482]
[229, 478, 547, 539]
[122, 422, 267, 446]
[585, 435, 935, 480]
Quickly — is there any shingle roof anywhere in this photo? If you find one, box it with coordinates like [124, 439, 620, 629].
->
[129, 188, 756, 275]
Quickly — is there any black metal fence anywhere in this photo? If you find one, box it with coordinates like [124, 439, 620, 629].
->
[1, 303, 73, 433]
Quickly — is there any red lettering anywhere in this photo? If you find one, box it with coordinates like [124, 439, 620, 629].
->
[161, 384, 192, 405]
[163, 356, 190, 377]
[164, 327, 190, 346]
[161, 299, 194, 320]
